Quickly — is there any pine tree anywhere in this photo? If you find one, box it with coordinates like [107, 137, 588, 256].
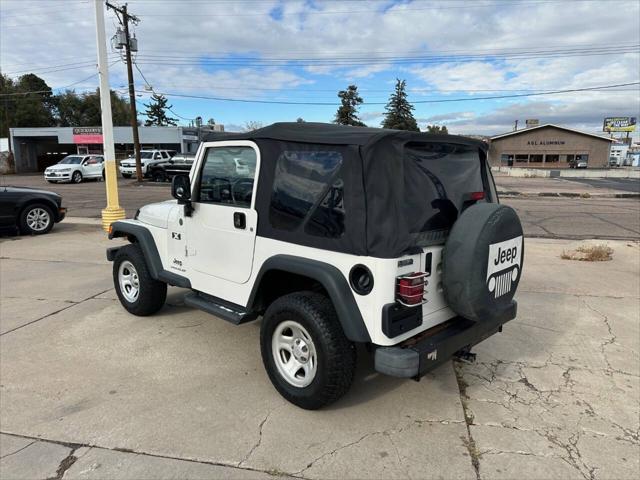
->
[334, 85, 366, 126]
[143, 94, 177, 126]
[381, 79, 418, 131]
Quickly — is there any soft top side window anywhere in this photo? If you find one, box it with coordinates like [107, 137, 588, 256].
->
[269, 150, 345, 238]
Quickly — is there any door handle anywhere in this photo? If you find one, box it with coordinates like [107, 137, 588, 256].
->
[233, 212, 246, 229]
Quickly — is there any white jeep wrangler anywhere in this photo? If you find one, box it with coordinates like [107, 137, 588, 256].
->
[107, 123, 524, 409]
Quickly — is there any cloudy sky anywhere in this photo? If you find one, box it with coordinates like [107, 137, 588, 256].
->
[1, 0, 639, 136]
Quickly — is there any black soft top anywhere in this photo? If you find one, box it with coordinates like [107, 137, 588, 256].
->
[204, 122, 487, 150]
[201, 122, 491, 258]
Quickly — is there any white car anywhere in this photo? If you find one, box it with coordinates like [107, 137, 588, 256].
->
[44, 155, 105, 183]
[119, 150, 176, 178]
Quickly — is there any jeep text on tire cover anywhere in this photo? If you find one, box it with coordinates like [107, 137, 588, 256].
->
[107, 122, 524, 409]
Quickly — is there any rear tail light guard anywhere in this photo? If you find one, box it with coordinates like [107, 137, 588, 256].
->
[396, 271, 429, 307]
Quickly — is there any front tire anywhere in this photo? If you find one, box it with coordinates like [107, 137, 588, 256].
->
[113, 244, 167, 316]
[19, 203, 54, 235]
[260, 292, 356, 410]
[152, 170, 167, 183]
[72, 171, 83, 183]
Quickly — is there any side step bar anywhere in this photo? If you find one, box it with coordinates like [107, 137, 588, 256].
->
[184, 292, 258, 325]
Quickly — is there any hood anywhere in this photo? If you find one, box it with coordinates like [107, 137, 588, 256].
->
[46, 163, 77, 171]
[136, 200, 176, 229]
[2, 186, 61, 199]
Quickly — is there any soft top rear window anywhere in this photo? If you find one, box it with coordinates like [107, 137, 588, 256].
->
[403, 142, 485, 245]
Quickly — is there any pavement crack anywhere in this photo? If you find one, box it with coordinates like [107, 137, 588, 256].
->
[46, 447, 79, 480]
[0, 440, 36, 459]
[454, 360, 481, 480]
[0, 431, 299, 479]
[0, 288, 112, 337]
[293, 430, 386, 476]
[238, 407, 278, 467]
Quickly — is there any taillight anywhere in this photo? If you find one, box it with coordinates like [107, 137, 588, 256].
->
[396, 272, 428, 307]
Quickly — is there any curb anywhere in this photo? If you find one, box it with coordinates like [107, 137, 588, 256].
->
[499, 191, 640, 199]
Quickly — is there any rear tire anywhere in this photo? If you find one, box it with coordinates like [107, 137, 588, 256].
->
[260, 292, 356, 410]
[113, 244, 167, 316]
[19, 203, 54, 235]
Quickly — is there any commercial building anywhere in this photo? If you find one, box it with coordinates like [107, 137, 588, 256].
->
[8, 124, 225, 173]
[489, 124, 614, 168]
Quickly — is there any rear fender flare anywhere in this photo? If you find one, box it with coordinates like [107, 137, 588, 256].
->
[248, 255, 371, 343]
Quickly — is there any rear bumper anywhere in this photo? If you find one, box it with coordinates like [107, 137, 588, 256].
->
[374, 301, 517, 378]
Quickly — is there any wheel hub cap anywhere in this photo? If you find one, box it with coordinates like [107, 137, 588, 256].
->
[272, 320, 317, 388]
[26, 208, 50, 231]
[118, 261, 140, 303]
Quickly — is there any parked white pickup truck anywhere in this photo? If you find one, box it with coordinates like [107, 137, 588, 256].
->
[119, 150, 176, 178]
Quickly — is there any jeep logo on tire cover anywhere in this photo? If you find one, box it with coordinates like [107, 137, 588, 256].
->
[487, 236, 523, 298]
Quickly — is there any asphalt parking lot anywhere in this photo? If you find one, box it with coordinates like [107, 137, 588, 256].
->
[1, 223, 638, 479]
[560, 177, 640, 193]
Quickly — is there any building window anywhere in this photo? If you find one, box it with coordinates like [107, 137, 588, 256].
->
[545, 154, 559, 163]
[515, 154, 528, 163]
[529, 154, 543, 163]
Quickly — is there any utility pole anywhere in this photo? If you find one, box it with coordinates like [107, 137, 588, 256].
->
[106, 1, 142, 182]
[94, 0, 125, 231]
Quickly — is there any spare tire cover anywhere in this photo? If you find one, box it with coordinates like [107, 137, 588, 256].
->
[442, 203, 524, 322]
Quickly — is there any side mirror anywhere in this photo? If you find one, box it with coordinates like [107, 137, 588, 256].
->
[171, 174, 191, 203]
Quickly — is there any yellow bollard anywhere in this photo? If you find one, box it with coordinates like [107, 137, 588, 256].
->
[101, 157, 125, 232]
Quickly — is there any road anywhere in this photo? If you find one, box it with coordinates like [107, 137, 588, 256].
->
[2, 174, 639, 240]
[559, 177, 640, 193]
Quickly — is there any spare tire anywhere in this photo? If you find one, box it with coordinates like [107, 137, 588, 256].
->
[442, 203, 524, 322]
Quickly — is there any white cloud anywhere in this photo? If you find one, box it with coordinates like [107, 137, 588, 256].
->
[1, 0, 638, 130]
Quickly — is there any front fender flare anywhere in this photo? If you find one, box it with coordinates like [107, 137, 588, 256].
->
[107, 221, 190, 288]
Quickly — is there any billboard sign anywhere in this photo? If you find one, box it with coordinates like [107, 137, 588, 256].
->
[603, 117, 637, 132]
[72, 127, 103, 144]
[525, 119, 539, 127]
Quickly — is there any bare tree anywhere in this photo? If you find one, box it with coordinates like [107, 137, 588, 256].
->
[243, 120, 264, 132]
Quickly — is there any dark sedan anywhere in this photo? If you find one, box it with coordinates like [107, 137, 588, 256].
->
[0, 186, 67, 235]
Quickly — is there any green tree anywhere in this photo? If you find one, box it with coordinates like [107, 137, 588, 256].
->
[55, 89, 131, 126]
[334, 85, 366, 126]
[0, 73, 55, 137]
[426, 124, 449, 134]
[143, 94, 177, 126]
[381, 79, 418, 131]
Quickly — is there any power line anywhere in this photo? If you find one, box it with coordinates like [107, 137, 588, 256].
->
[134, 81, 640, 106]
[0, 62, 120, 97]
[133, 62, 195, 121]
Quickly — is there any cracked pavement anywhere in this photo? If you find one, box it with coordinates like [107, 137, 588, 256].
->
[1, 223, 639, 479]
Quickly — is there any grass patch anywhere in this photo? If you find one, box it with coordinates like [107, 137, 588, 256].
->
[561, 244, 614, 262]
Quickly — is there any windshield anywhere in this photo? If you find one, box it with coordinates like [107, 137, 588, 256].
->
[140, 152, 154, 159]
[58, 156, 83, 165]
[403, 142, 486, 245]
